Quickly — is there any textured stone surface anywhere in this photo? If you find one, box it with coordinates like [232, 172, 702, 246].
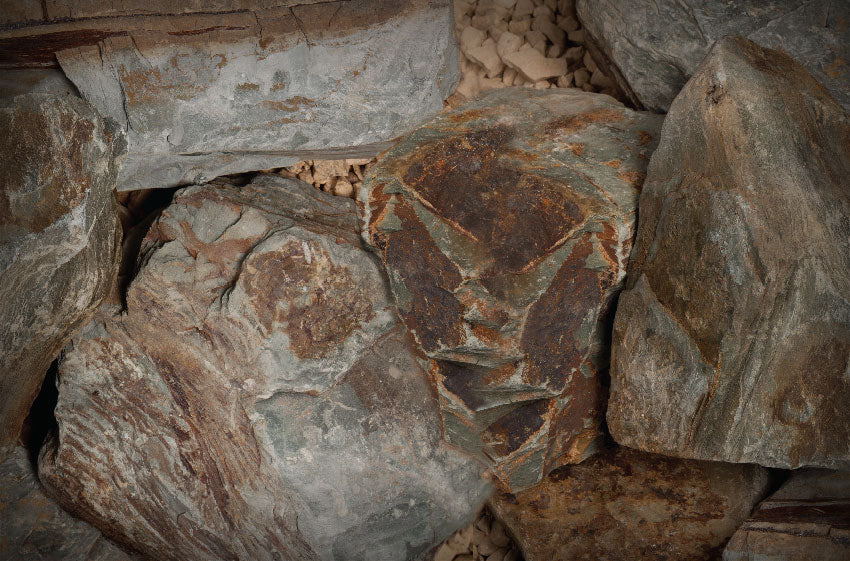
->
[577, 0, 850, 112]
[0, 446, 136, 561]
[0, 0, 459, 190]
[608, 37, 850, 470]
[724, 469, 850, 561]
[0, 93, 124, 462]
[39, 176, 490, 561]
[489, 447, 771, 561]
[359, 88, 662, 491]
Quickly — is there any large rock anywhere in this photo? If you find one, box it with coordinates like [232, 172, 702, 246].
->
[38, 176, 490, 561]
[607, 37, 850, 470]
[0, 446, 136, 561]
[577, 0, 850, 112]
[724, 469, 850, 561]
[489, 447, 771, 561]
[0, 93, 124, 462]
[0, 1, 459, 190]
[358, 88, 662, 491]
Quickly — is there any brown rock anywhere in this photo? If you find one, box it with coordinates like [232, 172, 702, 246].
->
[490, 447, 771, 561]
[608, 37, 850, 470]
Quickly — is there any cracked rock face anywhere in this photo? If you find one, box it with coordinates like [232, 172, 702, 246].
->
[0, 93, 124, 462]
[607, 37, 850, 470]
[38, 176, 490, 561]
[2, 0, 460, 190]
[0, 446, 136, 561]
[723, 469, 850, 561]
[489, 447, 771, 561]
[358, 88, 662, 491]
[577, 0, 850, 113]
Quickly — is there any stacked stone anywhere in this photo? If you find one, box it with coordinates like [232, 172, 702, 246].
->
[452, 0, 618, 101]
[432, 509, 521, 561]
[277, 159, 376, 199]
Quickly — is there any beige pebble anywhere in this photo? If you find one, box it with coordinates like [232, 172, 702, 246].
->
[601, 87, 618, 97]
[504, 47, 568, 81]
[573, 67, 590, 87]
[312, 159, 348, 183]
[481, 77, 507, 89]
[547, 43, 564, 58]
[502, 67, 518, 85]
[581, 82, 595, 92]
[535, 18, 566, 46]
[344, 158, 371, 167]
[454, 0, 472, 19]
[489, 22, 509, 42]
[297, 169, 314, 185]
[455, 556, 474, 561]
[467, 39, 505, 78]
[567, 28, 585, 44]
[496, 31, 524, 59]
[532, 5, 554, 20]
[513, 0, 534, 18]
[479, 537, 498, 556]
[507, 17, 531, 34]
[534, 79, 551, 89]
[556, 72, 574, 88]
[460, 26, 488, 54]
[333, 178, 354, 197]
[545, 0, 558, 10]
[557, 14, 580, 31]
[488, 550, 507, 561]
[455, 72, 482, 98]
[583, 51, 599, 73]
[490, 520, 511, 548]
[590, 68, 615, 89]
[472, 12, 501, 31]
[432, 544, 455, 561]
[494, 0, 517, 8]
[558, 0, 576, 13]
[475, 516, 490, 533]
[564, 45, 584, 63]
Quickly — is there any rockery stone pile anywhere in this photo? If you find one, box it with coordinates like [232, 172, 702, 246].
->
[1, 1, 849, 561]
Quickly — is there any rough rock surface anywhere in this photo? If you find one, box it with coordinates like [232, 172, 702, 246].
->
[39, 176, 490, 561]
[0, 93, 124, 462]
[607, 37, 850, 470]
[0, 1, 459, 190]
[724, 469, 850, 561]
[577, 0, 850, 112]
[489, 447, 771, 561]
[359, 88, 662, 491]
[0, 446, 136, 561]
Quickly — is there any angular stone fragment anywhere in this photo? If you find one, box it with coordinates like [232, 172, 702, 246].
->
[0, 1, 459, 190]
[39, 176, 490, 561]
[0, 93, 124, 462]
[0, 446, 136, 561]
[359, 88, 662, 491]
[608, 37, 850, 470]
[503, 47, 567, 82]
[577, 0, 850, 112]
[724, 470, 850, 561]
[490, 447, 771, 561]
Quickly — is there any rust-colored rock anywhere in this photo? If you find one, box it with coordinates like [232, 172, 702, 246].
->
[608, 37, 850, 470]
[359, 88, 662, 491]
[38, 176, 490, 561]
[489, 447, 771, 561]
[0, 93, 123, 462]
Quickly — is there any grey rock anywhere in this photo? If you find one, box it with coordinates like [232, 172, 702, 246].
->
[39, 176, 490, 561]
[0, 0, 459, 190]
[577, 0, 850, 112]
[359, 88, 662, 491]
[0, 446, 137, 561]
[607, 37, 850, 470]
[0, 93, 124, 462]
[724, 469, 850, 561]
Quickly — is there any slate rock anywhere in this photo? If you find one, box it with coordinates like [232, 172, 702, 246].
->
[0, 1, 459, 190]
[724, 469, 850, 561]
[0, 446, 137, 561]
[0, 93, 124, 462]
[577, 0, 850, 112]
[358, 88, 662, 491]
[38, 176, 490, 561]
[489, 447, 771, 561]
[607, 37, 850, 470]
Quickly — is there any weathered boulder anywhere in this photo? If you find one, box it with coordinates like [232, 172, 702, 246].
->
[607, 37, 850, 470]
[0, 1, 459, 190]
[724, 469, 850, 561]
[0, 93, 124, 462]
[489, 447, 771, 561]
[0, 446, 137, 561]
[38, 176, 491, 561]
[577, 0, 850, 112]
[358, 88, 662, 491]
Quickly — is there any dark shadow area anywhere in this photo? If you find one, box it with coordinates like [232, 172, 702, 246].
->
[20, 358, 59, 472]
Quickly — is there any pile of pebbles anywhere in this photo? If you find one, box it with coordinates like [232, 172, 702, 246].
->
[276, 158, 376, 198]
[432, 508, 523, 561]
[451, 0, 620, 103]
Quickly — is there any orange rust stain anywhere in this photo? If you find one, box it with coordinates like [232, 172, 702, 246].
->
[261, 96, 316, 112]
[617, 170, 646, 190]
[236, 82, 260, 91]
[270, 81, 287, 92]
[825, 57, 845, 79]
[604, 159, 622, 169]
[638, 130, 653, 146]
[566, 143, 584, 157]
[543, 108, 626, 135]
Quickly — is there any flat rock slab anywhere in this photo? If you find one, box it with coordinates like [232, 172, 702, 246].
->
[724, 469, 850, 561]
[38, 176, 490, 561]
[489, 447, 771, 561]
[577, 0, 850, 112]
[359, 88, 662, 491]
[0, 1, 458, 190]
[0, 446, 136, 561]
[0, 93, 123, 462]
[608, 37, 850, 470]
